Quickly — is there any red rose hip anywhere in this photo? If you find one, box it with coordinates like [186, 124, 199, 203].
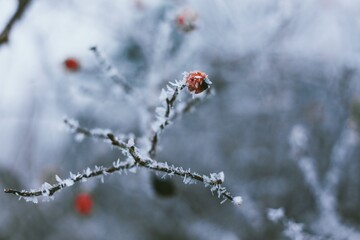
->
[185, 71, 210, 94]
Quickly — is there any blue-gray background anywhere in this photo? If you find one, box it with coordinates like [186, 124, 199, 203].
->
[1, 0, 360, 239]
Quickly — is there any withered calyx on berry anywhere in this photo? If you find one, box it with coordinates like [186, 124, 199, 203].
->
[185, 71, 212, 94]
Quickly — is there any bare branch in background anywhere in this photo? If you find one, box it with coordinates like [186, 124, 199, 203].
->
[0, 0, 32, 46]
[90, 46, 132, 93]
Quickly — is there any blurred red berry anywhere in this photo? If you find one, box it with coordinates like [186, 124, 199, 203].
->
[185, 71, 209, 94]
[177, 15, 185, 26]
[75, 193, 93, 215]
[175, 8, 197, 32]
[134, 0, 145, 9]
[64, 58, 80, 72]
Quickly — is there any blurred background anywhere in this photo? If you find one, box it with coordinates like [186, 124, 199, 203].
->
[1, 0, 360, 239]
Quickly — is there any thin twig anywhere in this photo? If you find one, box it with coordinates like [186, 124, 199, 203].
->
[0, 0, 32, 46]
[4, 160, 135, 197]
[148, 78, 212, 158]
[90, 46, 132, 93]
[149, 83, 186, 158]
[64, 118, 110, 140]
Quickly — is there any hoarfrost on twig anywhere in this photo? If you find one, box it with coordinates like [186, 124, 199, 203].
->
[5, 122, 239, 204]
[4, 72, 240, 206]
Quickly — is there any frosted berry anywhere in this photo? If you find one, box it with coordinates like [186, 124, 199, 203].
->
[175, 8, 198, 32]
[185, 71, 210, 94]
[75, 193, 93, 215]
[64, 58, 80, 72]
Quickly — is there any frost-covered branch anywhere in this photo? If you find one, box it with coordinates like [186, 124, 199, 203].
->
[4, 71, 241, 206]
[149, 79, 186, 157]
[107, 131, 240, 205]
[149, 88, 211, 158]
[267, 208, 312, 240]
[3, 158, 135, 202]
[0, 0, 32, 46]
[63, 118, 126, 144]
[289, 125, 321, 194]
[288, 124, 360, 239]
[5, 120, 241, 205]
[324, 126, 358, 193]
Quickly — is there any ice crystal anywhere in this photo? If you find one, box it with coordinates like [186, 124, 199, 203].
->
[232, 196, 243, 206]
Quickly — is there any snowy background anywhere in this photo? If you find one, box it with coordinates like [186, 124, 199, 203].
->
[1, 0, 360, 239]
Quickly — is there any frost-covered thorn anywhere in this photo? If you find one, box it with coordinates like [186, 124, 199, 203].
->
[127, 137, 135, 147]
[232, 196, 243, 206]
[55, 175, 62, 183]
[217, 171, 225, 184]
